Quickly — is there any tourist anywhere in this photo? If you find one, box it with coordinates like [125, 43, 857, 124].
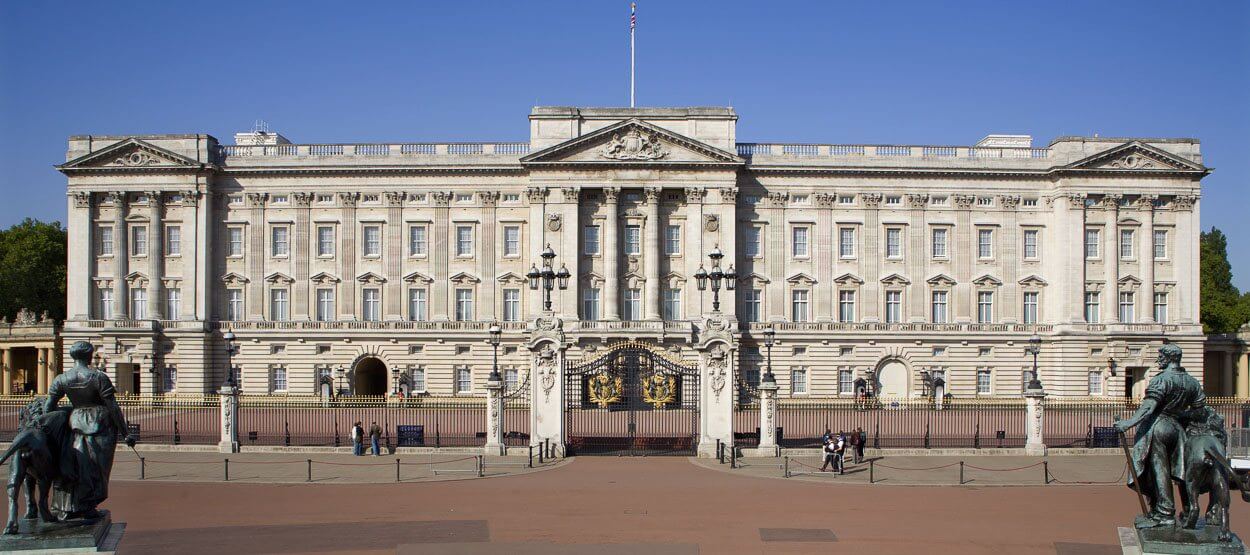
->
[835, 431, 846, 474]
[820, 438, 837, 472]
[369, 421, 383, 456]
[849, 426, 861, 464]
[856, 427, 867, 464]
[351, 421, 364, 456]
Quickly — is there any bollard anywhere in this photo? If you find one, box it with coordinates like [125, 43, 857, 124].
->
[959, 461, 965, 485]
[140, 457, 145, 480]
[784, 456, 790, 478]
[224, 458, 229, 482]
[528, 445, 534, 468]
[307, 459, 312, 483]
[477, 455, 485, 477]
[869, 459, 875, 484]
[396, 458, 401, 483]
[1043, 460, 1049, 484]
[730, 446, 737, 469]
[538, 443, 545, 464]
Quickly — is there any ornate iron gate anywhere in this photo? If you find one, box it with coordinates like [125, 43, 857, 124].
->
[565, 342, 700, 456]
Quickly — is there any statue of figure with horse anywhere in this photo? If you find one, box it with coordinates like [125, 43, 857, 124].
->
[0, 341, 135, 535]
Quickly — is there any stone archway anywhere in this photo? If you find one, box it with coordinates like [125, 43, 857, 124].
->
[876, 359, 910, 399]
[353, 357, 388, 396]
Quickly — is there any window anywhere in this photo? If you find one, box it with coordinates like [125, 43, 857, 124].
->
[408, 225, 427, 256]
[131, 289, 147, 320]
[408, 289, 427, 321]
[503, 289, 521, 321]
[1084, 292, 1100, 323]
[1085, 229, 1100, 259]
[791, 290, 810, 322]
[1153, 292, 1168, 324]
[271, 226, 289, 257]
[742, 289, 761, 322]
[226, 289, 243, 321]
[885, 291, 902, 323]
[977, 229, 993, 258]
[505, 368, 519, 391]
[1023, 229, 1039, 260]
[97, 226, 114, 256]
[271, 366, 288, 393]
[271, 194, 288, 204]
[839, 290, 856, 323]
[455, 367, 472, 393]
[410, 366, 427, 392]
[885, 195, 901, 206]
[98, 288, 114, 320]
[360, 289, 381, 321]
[792, 227, 809, 257]
[665, 224, 681, 255]
[931, 228, 948, 258]
[662, 289, 681, 320]
[270, 289, 289, 321]
[791, 368, 808, 394]
[931, 291, 948, 323]
[163, 365, 177, 393]
[132, 226, 148, 256]
[930, 196, 948, 206]
[1022, 292, 1039, 324]
[316, 194, 333, 204]
[624, 289, 642, 321]
[744, 225, 762, 257]
[838, 370, 854, 395]
[317, 226, 335, 257]
[1120, 229, 1135, 260]
[583, 225, 600, 255]
[885, 228, 902, 258]
[1087, 372, 1103, 395]
[1119, 291, 1135, 323]
[582, 288, 601, 320]
[503, 193, 520, 202]
[360, 225, 381, 257]
[839, 346, 854, 356]
[455, 289, 474, 321]
[165, 225, 181, 255]
[625, 225, 641, 255]
[316, 289, 335, 321]
[165, 288, 180, 319]
[839, 228, 856, 258]
[978, 347, 992, 356]
[1023, 198, 1038, 207]
[228, 227, 244, 257]
[838, 195, 855, 205]
[455, 225, 473, 257]
[932, 346, 946, 356]
[976, 369, 991, 395]
[455, 193, 472, 203]
[976, 196, 993, 207]
[792, 194, 810, 204]
[503, 226, 520, 257]
[977, 291, 994, 323]
[1153, 230, 1167, 260]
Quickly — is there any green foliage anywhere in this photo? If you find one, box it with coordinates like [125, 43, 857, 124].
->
[0, 218, 67, 322]
[1199, 227, 1250, 334]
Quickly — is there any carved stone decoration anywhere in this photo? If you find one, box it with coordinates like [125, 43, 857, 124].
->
[627, 256, 641, 273]
[291, 192, 312, 207]
[546, 213, 562, 231]
[245, 193, 268, 208]
[1105, 153, 1159, 170]
[180, 190, 199, 207]
[1173, 195, 1198, 211]
[813, 192, 836, 208]
[72, 191, 92, 209]
[862, 193, 884, 208]
[600, 128, 669, 160]
[525, 187, 547, 203]
[13, 308, 37, 326]
[110, 151, 162, 167]
[707, 344, 728, 402]
[643, 187, 662, 204]
[684, 188, 706, 204]
[557, 187, 579, 203]
[603, 187, 620, 203]
[1135, 195, 1158, 211]
[384, 191, 406, 207]
[906, 193, 929, 208]
[1102, 194, 1124, 210]
[1067, 193, 1088, 208]
[952, 194, 975, 209]
[999, 195, 1021, 209]
[105, 191, 126, 206]
[765, 191, 789, 208]
[703, 214, 720, 232]
[718, 188, 738, 204]
[429, 191, 450, 207]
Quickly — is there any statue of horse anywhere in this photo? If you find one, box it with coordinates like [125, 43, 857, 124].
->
[0, 398, 74, 534]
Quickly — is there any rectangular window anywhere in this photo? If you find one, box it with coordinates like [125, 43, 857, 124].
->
[131, 289, 147, 320]
[839, 227, 856, 259]
[1120, 229, 1135, 260]
[505, 368, 519, 391]
[271, 226, 289, 257]
[1153, 230, 1167, 260]
[1153, 292, 1168, 324]
[662, 289, 681, 320]
[625, 225, 641, 255]
[503, 289, 521, 322]
[1088, 372, 1103, 395]
[583, 225, 601, 255]
[791, 368, 808, 394]
[744, 225, 762, 257]
[624, 289, 642, 321]
[98, 288, 114, 320]
[132, 226, 148, 256]
[931, 291, 948, 323]
[743, 289, 761, 322]
[317, 226, 335, 257]
[1084, 292, 1100, 323]
[1022, 291, 1039, 324]
[165, 225, 181, 255]
[792, 226, 809, 257]
[1119, 291, 1135, 323]
[362, 288, 381, 321]
[977, 369, 991, 395]
[582, 288, 601, 320]
[408, 289, 428, 321]
[791, 290, 810, 322]
[665, 224, 681, 255]
[165, 288, 180, 320]
[98, 226, 114, 256]
[1023, 229, 1039, 260]
[931, 228, 948, 258]
[838, 370, 854, 395]
[838, 290, 856, 323]
[885, 291, 902, 324]
[977, 291, 994, 323]
[1085, 229, 1100, 259]
[228, 227, 244, 257]
[455, 225, 473, 257]
[270, 289, 289, 321]
[503, 226, 520, 257]
[455, 367, 472, 393]
[271, 367, 288, 393]
[226, 289, 243, 321]
[977, 229, 993, 259]
[455, 289, 474, 321]
[362, 225, 381, 257]
[163, 365, 177, 393]
[885, 228, 902, 259]
[408, 225, 427, 256]
[316, 289, 335, 321]
[410, 366, 427, 392]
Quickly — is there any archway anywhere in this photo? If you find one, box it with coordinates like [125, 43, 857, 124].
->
[353, 357, 388, 396]
[876, 359, 909, 399]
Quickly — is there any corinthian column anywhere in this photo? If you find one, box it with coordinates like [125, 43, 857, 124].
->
[1104, 195, 1121, 324]
[603, 187, 621, 320]
[147, 191, 164, 319]
[109, 192, 129, 319]
[1138, 196, 1156, 322]
[643, 187, 662, 320]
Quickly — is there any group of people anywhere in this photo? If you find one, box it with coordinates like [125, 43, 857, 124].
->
[350, 421, 384, 456]
[820, 427, 867, 474]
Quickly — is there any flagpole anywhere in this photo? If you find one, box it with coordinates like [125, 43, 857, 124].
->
[630, 3, 636, 108]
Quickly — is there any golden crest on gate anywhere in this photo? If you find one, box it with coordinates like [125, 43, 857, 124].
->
[642, 372, 677, 409]
[586, 372, 623, 408]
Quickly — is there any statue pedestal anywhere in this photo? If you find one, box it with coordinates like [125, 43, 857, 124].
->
[1118, 525, 1245, 554]
[0, 511, 125, 553]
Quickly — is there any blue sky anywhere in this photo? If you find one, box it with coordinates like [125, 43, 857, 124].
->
[2, 1, 1247, 287]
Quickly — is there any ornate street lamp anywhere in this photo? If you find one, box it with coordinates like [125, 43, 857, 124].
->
[762, 323, 776, 384]
[488, 322, 502, 382]
[694, 245, 736, 313]
[335, 365, 347, 396]
[222, 330, 238, 388]
[528, 244, 569, 312]
[1025, 334, 1043, 390]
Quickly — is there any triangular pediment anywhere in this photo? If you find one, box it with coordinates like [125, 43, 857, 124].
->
[221, 272, 249, 285]
[833, 273, 864, 286]
[521, 119, 742, 167]
[309, 272, 340, 284]
[663, 271, 687, 288]
[972, 274, 1003, 287]
[497, 271, 528, 285]
[123, 271, 149, 285]
[737, 272, 770, 285]
[786, 272, 817, 286]
[355, 271, 386, 284]
[402, 271, 434, 284]
[580, 271, 605, 287]
[1118, 274, 1142, 286]
[448, 272, 479, 284]
[1018, 274, 1048, 287]
[1065, 141, 1205, 173]
[265, 272, 295, 285]
[927, 273, 957, 287]
[880, 273, 911, 287]
[58, 138, 206, 172]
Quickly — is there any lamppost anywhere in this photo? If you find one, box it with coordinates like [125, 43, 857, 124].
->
[391, 366, 401, 396]
[694, 245, 736, 313]
[488, 322, 502, 383]
[222, 331, 238, 388]
[1025, 334, 1043, 390]
[762, 323, 776, 384]
[335, 365, 347, 396]
[527, 244, 570, 312]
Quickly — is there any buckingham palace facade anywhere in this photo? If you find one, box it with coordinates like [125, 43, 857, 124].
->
[57, 106, 1209, 400]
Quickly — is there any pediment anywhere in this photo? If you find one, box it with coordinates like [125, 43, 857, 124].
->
[1118, 274, 1142, 286]
[265, 272, 295, 285]
[1065, 141, 1205, 173]
[972, 274, 1003, 287]
[580, 271, 605, 287]
[737, 272, 770, 285]
[663, 271, 687, 288]
[309, 272, 340, 284]
[123, 271, 149, 285]
[58, 138, 206, 172]
[833, 272, 864, 286]
[1018, 274, 1048, 287]
[786, 272, 817, 286]
[402, 271, 434, 284]
[880, 273, 911, 287]
[448, 271, 479, 284]
[520, 119, 742, 167]
[926, 274, 957, 287]
[623, 270, 646, 289]
[356, 271, 386, 284]
[497, 271, 528, 285]
[221, 272, 249, 285]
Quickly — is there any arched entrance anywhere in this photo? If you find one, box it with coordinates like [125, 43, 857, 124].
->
[876, 359, 909, 399]
[353, 357, 388, 396]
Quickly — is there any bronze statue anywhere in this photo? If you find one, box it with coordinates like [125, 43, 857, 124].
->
[0, 399, 72, 533]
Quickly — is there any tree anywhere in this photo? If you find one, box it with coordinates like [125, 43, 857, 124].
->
[0, 218, 67, 322]
[1199, 227, 1250, 334]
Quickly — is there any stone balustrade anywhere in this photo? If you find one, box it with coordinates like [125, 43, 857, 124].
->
[736, 143, 1051, 159]
[218, 142, 533, 158]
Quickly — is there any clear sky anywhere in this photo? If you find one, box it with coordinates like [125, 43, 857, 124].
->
[2, 1, 1247, 287]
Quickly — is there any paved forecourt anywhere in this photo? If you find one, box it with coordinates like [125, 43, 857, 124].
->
[705, 454, 1131, 486]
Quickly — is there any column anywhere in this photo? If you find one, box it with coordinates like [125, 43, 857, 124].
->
[716, 188, 738, 316]
[757, 378, 779, 453]
[431, 192, 450, 320]
[68, 192, 94, 319]
[484, 372, 505, 455]
[110, 192, 130, 319]
[384, 192, 405, 320]
[698, 343, 734, 457]
[643, 187, 662, 320]
[864, 194, 884, 322]
[293, 192, 312, 320]
[481, 191, 499, 321]
[529, 341, 565, 454]
[1024, 386, 1046, 456]
[559, 188, 581, 318]
[603, 188, 621, 320]
[1104, 196, 1121, 323]
[2, 348, 11, 395]
[1000, 197, 1020, 323]
[814, 194, 834, 321]
[1060, 194, 1088, 323]
[1238, 351, 1250, 398]
[186, 191, 203, 320]
[908, 195, 929, 321]
[36, 348, 48, 394]
[340, 192, 360, 319]
[218, 384, 239, 453]
[147, 191, 165, 319]
[1225, 351, 1236, 397]
[684, 188, 707, 317]
[45, 346, 57, 389]
[246, 193, 266, 320]
[1138, 196, 1156, 322]
[765, 191, 786, 321]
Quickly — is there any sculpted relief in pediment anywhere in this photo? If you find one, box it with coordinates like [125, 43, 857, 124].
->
[600, 128, 669, 161]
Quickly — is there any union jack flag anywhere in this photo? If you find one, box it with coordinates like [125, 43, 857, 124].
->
[630, 3, 636, 30]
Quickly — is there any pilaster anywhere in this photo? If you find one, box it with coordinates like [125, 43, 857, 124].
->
[697, 334, 734, 457]
[484, 373, 506, 455]
[293, 192, 312, 320]
[643, 187, 661, 320]
[147, 191, 164, 320]
[481, 191, 499, 321]
[110, 192, 130, 319]
[603, 187, 621, 320]
[1103, 195, 1121, 323]
[384, 192, 405, 320]
[246, 193, 266, 320]
[431, 191, 450, 321]
[1138, 196, 1156, 322]
[863, 193, 883, 322]
[68, 191, 94, 319]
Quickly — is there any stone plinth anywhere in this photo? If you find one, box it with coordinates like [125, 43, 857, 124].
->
[1119, 525, 1245, 555]
[0, 511, 122, 553]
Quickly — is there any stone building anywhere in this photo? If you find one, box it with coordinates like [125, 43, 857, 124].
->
[0, 308, 62, 395]
[58, 106, 1208, 402]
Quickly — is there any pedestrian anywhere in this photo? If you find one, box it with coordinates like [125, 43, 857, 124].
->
[369, 421, 383, 456]
[856, 426, 867, 464]
[820, 438, 837, 472]
[822, 428, 833, 445]
[351, 421, 364, 456]
[849, 426, 862, 464]
[835, 431, 846, 474]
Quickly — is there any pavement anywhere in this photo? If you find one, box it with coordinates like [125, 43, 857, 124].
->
[700, 454, 1131, 486]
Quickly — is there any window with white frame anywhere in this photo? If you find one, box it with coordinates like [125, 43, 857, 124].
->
[662, 288, 681, 320]
[1153, 230, 1168, 260]
[455, 289, 474, 321]
[270, 289, 289, 321]
[885, 290, 902, 323]
[455, 367, 472, 393]
[977, 291, 994, 323]
[744, 225, 762, 257]
[131, 289, 147, 320]
[1120, 229, 1135, 260]
[582, 288, 601, 320]
[408, 225, 427, 256]
[790, 368, 808, 394]
[976, 196, 993, 207]
[132, 225, 148, 256]
[163, 365, 177, 392]
[410, 366, 427, 392]
[624, 288, 642, 320]
[408, 288, 427, 321]
[1154, 292, 1168, 324]
[316, 288, 335, 321]
[503, 288, 521, 321]
[1085, 229, 1100, 259]
[227, 227, 244, 257]
[1119, 291, 1135, 323]
[839, 227, 856, 258]
[791, 290, 810, 322]
[885, 195, 901, 206]
[271, 366, 288, 393]
[838, 290, 856, 323]
[976, 369, 991, 395]
[317, 226, 335, 257]
[742, 289, 761, 322]
[503, 226, 520, 257]
[455, 225, 474, 257]
[505, 368, 519, 391]
[931, 291, 948, 323]
[838, 195, 855, 205]
[97, 226, 114, 256]
[165, 225, 181, 255]
[931, 228, 948, 258]
[226, 289, 243, 321]
[1022, 291, 1039, 324]
[583, 225, 600, 255]
[271, 226, 289, 257]
[625, 225, 641, 255]
[362, 288, 381, 321]
[1084, 292, 1100, 323]
[665, 224, 681, 255]
[792, 226, 809, 257]
[1023, 229, 1039, 260]
[1088, 371, 1103, 395]
[838, 370, 854, 395]
[362, 225, 381, 257]
[882, 227, 901, 258]
[165, 288, 181, 319]
[977, 229, 993, 259]
[97, 287, 114, 320]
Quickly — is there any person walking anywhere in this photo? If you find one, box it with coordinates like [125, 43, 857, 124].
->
[369, 421, 383, 456]
[856, 427, 867, 464]
[849, 426, 861, 465]
[834, 431, 846, 474]
[820, 437, 837, 472]
[351, 421, 364, 456]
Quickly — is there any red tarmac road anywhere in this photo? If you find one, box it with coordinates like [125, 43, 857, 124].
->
[107, 456, 1249, 555]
